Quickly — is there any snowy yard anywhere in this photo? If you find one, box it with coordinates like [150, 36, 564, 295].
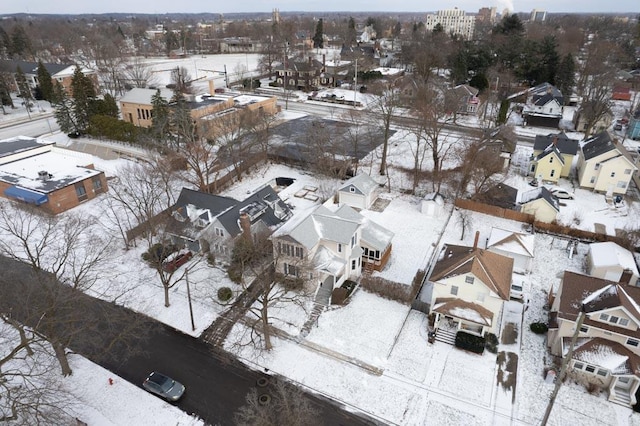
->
[2, 76, 640, 425]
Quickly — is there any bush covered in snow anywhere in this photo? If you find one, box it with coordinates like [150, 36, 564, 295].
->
[455, 331, 485, 354]
[529, 322, 548, 334]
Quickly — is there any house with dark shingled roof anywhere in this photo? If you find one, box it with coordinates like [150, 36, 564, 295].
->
[576, 130, 637, 194]
[548, 271, 640, 407]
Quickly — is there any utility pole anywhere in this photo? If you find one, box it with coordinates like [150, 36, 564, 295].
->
[185, 269, 196, 331]
[541, 305, 586, 425]
[353, 59, 358, 108]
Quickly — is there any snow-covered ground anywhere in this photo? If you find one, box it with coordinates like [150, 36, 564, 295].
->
[2, 81, 640, 424]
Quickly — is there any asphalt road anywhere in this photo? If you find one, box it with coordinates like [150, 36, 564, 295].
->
[0, 256, 374, 426]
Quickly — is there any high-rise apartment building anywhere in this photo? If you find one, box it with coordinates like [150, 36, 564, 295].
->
[425, 8, 476, 40]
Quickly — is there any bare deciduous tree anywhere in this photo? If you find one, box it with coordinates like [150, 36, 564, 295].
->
[228, 233, 312, 351]
[123, 57, 158, 89]
[234, 380, 320, 426]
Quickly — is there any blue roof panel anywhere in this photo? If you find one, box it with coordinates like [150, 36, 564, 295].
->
[4, 186, 49, 205]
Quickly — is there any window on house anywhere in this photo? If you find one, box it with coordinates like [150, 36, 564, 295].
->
[530, 164, 536, 173]
[596, 369, 608, 377]
[610, 172, 616, 178]
[349, 187, 355, 192]
[549, 157, 553, 163]
[600, 313, 609, 321]
[215, 228, 224, 237]
[585, 365, 596, 373]
[451, 286, 458, 296]
[92, 177, 103, 193]
[75, 183, 87, 201]
[351, 259, 356, 270]
[574, 361, 584, 370]
[579, 325, 589, 333]
[337, 243, 342, 253]
[550, 169, 555, 177]
[594, 163, 600, 170]
[617, 181, 627, 189]
[625, 169, 632, 175]
[351, 234, 356, 248]
[609, 315, 620, 324]
[590, 176, 596, 184]
[619, 318, 629, 327]
[627, 338, 639, 347]
[284, 263, 299, 277]
[465, 276, 474, 284]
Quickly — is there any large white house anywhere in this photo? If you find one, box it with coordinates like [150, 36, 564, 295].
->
[271, 204, 393, 300]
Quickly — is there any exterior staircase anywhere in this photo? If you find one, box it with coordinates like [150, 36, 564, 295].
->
[611, 387, 632, 407]
[299, 283, 333, 339]
[434, 327, 457, 345]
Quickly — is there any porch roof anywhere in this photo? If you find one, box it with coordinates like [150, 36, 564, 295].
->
[433, 298, 494, 326]
[570, 337, 640, 375]
[312, 246, 346, 276]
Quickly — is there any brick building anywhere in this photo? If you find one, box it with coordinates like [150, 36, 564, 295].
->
[0, 137, 108, 214]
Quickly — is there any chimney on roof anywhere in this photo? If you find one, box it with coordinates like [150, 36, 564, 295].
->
[208, 79, 215, 95]
[473, 231, 480, 250]
[552, 136, 558, 146]
[38, 170, 50, 181]
[239, 212, 252, 243]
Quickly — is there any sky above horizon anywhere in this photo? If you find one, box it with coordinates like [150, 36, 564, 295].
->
[4, 1, 639, 15]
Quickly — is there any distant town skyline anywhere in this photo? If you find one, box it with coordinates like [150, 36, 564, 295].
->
[4, 1, 639, 15]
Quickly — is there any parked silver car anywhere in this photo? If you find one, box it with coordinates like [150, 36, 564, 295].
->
[142, 372, 185, 402]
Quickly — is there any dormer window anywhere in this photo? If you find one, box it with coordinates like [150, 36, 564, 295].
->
[172, 210, 186, 222]
[195, 218, 208, 228]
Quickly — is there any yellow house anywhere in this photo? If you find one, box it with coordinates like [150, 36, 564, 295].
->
[577, 131, 638, 194]
[519, 187, 559, 223]
[428, 244, 513, 337]
[530, 132, 579, 181]
[529, 146, 564, 183]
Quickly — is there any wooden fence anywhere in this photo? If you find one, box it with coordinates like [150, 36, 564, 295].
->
[454, 198, 624, 245]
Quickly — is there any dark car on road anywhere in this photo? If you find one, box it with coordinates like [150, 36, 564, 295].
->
[142, 371, 185, 402]
[162, 250, 193, 273]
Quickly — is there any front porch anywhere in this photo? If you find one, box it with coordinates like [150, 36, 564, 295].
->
[431, 298, 495, 344]
[609, 375, 639, 407]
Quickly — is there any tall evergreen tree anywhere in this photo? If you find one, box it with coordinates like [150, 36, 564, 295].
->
[0, 26, 10, 58]
[555, 53, 576, 100]
[345, 17, 357, 46]
[70, 66, 97, 133]
[0, 72, 14, 113]
[313, 19, 324, 48]
[90, 93, 119, 118]
[52, 81, 77, 134]
[14, 66, 33, 112]
[151, 89, 171, 142]
[36, 60, 54, 102]
[9, 25, 32, 59]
